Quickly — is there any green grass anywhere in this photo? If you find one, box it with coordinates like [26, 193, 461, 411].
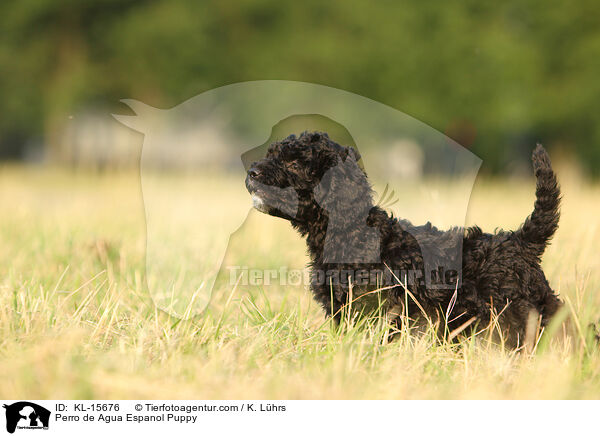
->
[0, 165, 599, 399]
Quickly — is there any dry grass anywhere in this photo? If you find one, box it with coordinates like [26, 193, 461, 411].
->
[0, 165, 599, 399]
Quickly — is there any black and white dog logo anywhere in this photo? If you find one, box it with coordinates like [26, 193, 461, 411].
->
[3, 402, 50, 434]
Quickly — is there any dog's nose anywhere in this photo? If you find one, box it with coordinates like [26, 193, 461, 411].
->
[247, 168, 260, 179]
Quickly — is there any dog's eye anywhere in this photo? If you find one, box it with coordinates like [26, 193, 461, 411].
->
[287, 162, 301, 171]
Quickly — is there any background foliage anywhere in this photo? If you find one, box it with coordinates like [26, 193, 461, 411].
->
[1, 0, 599, 173]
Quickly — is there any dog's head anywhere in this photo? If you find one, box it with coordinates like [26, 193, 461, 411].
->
[245, 131, 370, 223]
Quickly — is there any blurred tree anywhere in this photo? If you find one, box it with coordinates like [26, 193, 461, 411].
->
[0, 0, 599, 173]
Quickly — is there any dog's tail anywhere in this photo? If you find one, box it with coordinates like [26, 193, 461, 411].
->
[516, 144, 561, 256]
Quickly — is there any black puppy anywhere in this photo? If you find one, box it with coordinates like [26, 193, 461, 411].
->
[245, 131, 562, 347]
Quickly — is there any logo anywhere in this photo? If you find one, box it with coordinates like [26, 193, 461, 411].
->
[113, 81, 481, 318]
[3, 402, 50, 434]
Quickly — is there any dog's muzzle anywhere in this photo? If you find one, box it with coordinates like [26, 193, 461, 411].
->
[246, 167, 268, 213]
[251, 193, 268, 212]
[245, 165, 299, 218]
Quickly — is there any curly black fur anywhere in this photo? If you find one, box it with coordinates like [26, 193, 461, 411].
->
[245, 131, 562, 347]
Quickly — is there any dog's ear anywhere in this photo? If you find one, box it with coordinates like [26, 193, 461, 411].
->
[314, 145, 361, 178]
[315, 147, 339, 171]
[314, 151, 370, 211]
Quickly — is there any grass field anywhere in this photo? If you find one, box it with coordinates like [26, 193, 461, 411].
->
[1, 165, 599, 399]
